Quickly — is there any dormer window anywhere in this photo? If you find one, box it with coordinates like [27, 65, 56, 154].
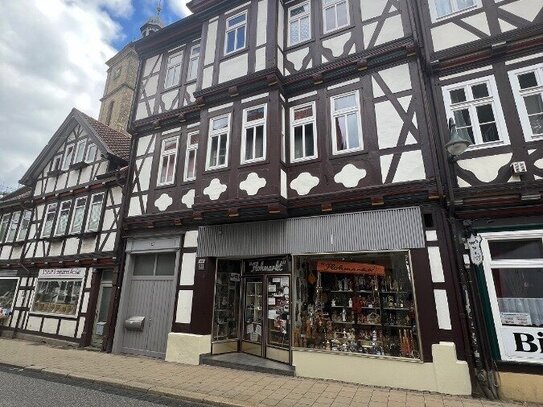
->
[164, 52, 183, 89]
[187, 44, 200, 82]
[74, 139, 86, 163]
[62, 145, 74, 170]
[51, 155, 62, 172]
[85, 144, 97, 163]
[225, 12, 247, 55]
[322, 0, 349, 34]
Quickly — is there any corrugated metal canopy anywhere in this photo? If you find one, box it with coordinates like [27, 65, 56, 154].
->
[197, 207, 425, 258]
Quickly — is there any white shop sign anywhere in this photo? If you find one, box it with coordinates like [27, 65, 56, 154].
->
[498, 325, 543, 363]
[38, 268, 86, 279]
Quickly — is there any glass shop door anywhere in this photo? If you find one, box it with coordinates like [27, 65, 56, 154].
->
[241, 277, 264, 357]
[265, 275, 290, 364]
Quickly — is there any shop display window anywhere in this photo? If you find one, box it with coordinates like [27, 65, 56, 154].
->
[292, 252, 420, 359]
[31, 279, 82, 316]
[267, 276, 290, 349]
[0, 278, 18, 319]
[213, 260, 241, 341]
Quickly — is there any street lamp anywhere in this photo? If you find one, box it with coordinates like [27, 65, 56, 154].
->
[445, 118, 472, 161]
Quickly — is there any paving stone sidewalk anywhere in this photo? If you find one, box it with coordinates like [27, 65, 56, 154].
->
[0, 338, 533, 407]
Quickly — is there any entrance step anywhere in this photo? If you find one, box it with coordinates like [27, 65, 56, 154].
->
[200, 353, 295, 376]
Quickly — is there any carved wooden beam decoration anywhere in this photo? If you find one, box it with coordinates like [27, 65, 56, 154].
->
[268, 204, 282, 214]
[266, 73, 279, 86]
[152, 119, 161, 129]
[196, 96, 206, 107]
[228, 208, 239, 217]
[228, 86, 239, 97]
[371, 196, 385, 206]
[178, 112, 186, 122]
[312, 72, 324, 85]
[321, 203, 333, 212]
[193, 211, 203, 220]
[356, 58, 368, 71]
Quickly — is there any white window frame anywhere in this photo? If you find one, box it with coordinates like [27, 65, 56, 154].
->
[508, 63, 543, 141]
[429, 0, 482, 22]
[241, 104, 267, 164]
[479, 230, 543, 363]
[322, 0, 350, 34]
[86, 193, 105, 232]
[330, 90, 363, 155]
[187, 43, 201, 82]
[157, 136, 179, 186]
[164, 51, 183, 89]
[206, 114, 231, 170]
[54, 200, 72, 236]
[51, 155, 62, 172]
[74, 139, 86, 163]
[41, 203, 58, 238]
[16, 209, 32, 241]
[224, 11, 247, 55]
[184, 132, 199, 182]
[85, 143, 97, 163]
[62, 144, 75, 170]
[6, 211, 21, 242]
[290, 102, 318, 163]
[288, 1, 311, 47]
[442, 75, 509, 150]
[0, 214, 10, 243]
[70, 197, 88, 234]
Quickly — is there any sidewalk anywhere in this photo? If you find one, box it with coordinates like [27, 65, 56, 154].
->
[0, 338, 531, 407]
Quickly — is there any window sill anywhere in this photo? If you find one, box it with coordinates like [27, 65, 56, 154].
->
[221, 47, 248, 63]
[204, 165, 229, 174]
[45, 236, 64, 243]
[329, 149, 368, 160]
[12, 241, 24, 247]
[80, 231, 99, 239]
[433, 5, 481, 24]
[289, 156, 319, 166]
[320, 24, 354, 42]
[240, 158, 268, 167]
[69, 162, 88, 171]
[464, 140, 508, 152]
[155, 182, 176, 191]
[285, 38, 315, 53]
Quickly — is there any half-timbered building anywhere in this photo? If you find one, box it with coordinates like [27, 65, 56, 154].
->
[115, 0, 475, 395]
[416, 0, 543, 403]
[0, 108, 130, 349]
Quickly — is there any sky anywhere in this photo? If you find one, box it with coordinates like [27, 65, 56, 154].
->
[0, 0, 191, 192]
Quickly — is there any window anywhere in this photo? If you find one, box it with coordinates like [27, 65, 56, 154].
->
[6, 211, 21, 242]
[322, 0, 349, 34]
[70, 197, 87, 234]
[187, 44, 200, 82]
[74, 140, 86, 163]
[32, 279, 83, 316]
[225, 12, 247, 55]
[158, 136, 179, 186]
[431, 0, 478, 19]
[0, 214, 10, 243]
[105, 101, 115, 126]
[509, 64, 543, 140]
[51, 155, 62, 172]
[206, 115, 230, 169]
[16, 210, 32, 241]
[85, 144, 97, 163]
[331, 91, 363, 154]
[443, 76, 507, 147]
[290, 103, 317, 162]
[54, 201, 72, 236]
[242, 105, 266, 163]
[86, 193, 104, 232]
[164, 52, 183, 89]
[184, 132, 199, 181]
[480, 231, 543, 363]
[41, 203, 57, 238]
[288, 2, 311, 46]
[0, 278, 19, 315]
[62, 145, 74, 170]
[133, 252, 176, 276]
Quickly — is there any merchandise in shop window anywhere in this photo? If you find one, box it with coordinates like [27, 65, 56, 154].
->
[213, 267, 240, 341]
[267, 276, 290, 348]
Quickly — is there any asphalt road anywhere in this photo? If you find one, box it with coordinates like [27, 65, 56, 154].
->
[0, 366, 212, 407]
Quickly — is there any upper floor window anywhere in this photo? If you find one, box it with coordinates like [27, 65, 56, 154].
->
[331, 91, 363, 154]
[509, 63, 543, 140]
[289, 2, 311, 46]
[242, 105, 267, 164]
[62, 145, 74, 170]
[16, 210, 32, 241]
[6, 212, 20, 242]
[291, 103, 317, 162]
[41, 203, 57, 238]
[85, 144, 97, 163]
[206, 115, 230, 170]
[431, 0, 479, 20]
[51, 155, 62, 172]
[0, 214, 9, 242]
[158, 136, 179, 186]
[70, 197, 87, 234]
[322, 0, 349, 34]
[442, 76, 507, 147]
[225, 12, 247, 55]
[54, 201, 72, 236]
[74, 139, 86, 163]
[187, 44, 200, 82]
[164, 52, 183, 89]
[86, 193, 104, 232]
[184, 132, 199, 181]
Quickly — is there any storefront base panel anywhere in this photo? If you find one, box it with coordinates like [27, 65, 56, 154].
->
[498, 372, 543, 404]
[292, 342, 471, 395]
[165, 333, 211, 365]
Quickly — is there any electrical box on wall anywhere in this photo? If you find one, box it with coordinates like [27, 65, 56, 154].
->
[511, 161, 527, 175]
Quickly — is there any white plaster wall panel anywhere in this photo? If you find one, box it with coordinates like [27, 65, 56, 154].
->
[463, 13, 490, 36]
[138, 158, 152, 191]
[361, 0, 388, 20]
[137, 135, 152, 156]
[277, 49, 285, 76]
[175, 290, 193, 324]
[0, 247, 8, 260]
[79, 166, 92, 184]
[95, 161, 108, 177]
[255, 47, 266, 71]
[290, 172, 320, 196]
[380, 154, 394, 183]
[256, 0, 268, 47]
[498, 19, 516, 32]
[240, 172, 267, 196]
[10, 245, 22, 261]
[374, 15, 404, 46]
[183, 230, 198, 248]
[102, 208, 116, 230]
[9, 310, 18, 328]
[136, 102, 149, 120]
[67, 132, 76, 142]
[144, 74, 159, 98]
[204, 20, 218, 65]
[181, 189, 195, 209]
[66, 170, 78, 188]
[26, 242, 36, 258]
[58, 319, 77, 338]
[26, 316, 41, 332]
[375, 101, 405, 149]
[428, 246, 446, 283]
[202, 66, 214, 89]
[180, 252, 197, 286]
[278, 3, 284, 50]
[42, 318, 58, 334]
[143, 55, 160, 77]
[287, 48, 310, 73]
[457, 154, 512, 184]
[378, 64, 411, 94]
[80, 291, 89, 314]
[185, 83, 197, 105]
[500, 0, 543, 22]
[44, 178, 55, 194]
[434, 289, 452, 330]
[431, 23, 480, 52]
[80, 236, 97, 253]
[102, 232, 116, 252]
[161, 89, 179, 112]
[372, 78, 385, 98]
[15, 290, 25, 307]
[64, 238, 79, 255]
[34, 181, 42, 197]
[128, 197, 142, 217]
[281, 170, 287, 199]
[219, 54, 249, 83]
[204, 178, 227, 200]
[77, 317, 85, 338]
[534, 158, 543, 169]
[426, 230, 438, 242]
[155, 193, 173, 212]
[49, 242, 62, 257]
[35, 243, 45, 258]
[85, 270, 93, 288]
[110, 186, 122, 206]
[323, 32, 352, 58]
[363, 22, 378, 48]
[56, 173, 68, 191]
[334, 164, 367, 188]
[393, 150, 426, 183]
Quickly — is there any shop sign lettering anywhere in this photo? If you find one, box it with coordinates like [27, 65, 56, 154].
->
[38, 268, 86, 279]
[467, 234, 483, 266]
[498, 325, 543, 363]
[246, 258, 288, 273]
[316, 261, 385, 276]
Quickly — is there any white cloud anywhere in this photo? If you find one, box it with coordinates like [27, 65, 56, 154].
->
[0, 0, 124, 189]
[167, 0, 192, 17]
